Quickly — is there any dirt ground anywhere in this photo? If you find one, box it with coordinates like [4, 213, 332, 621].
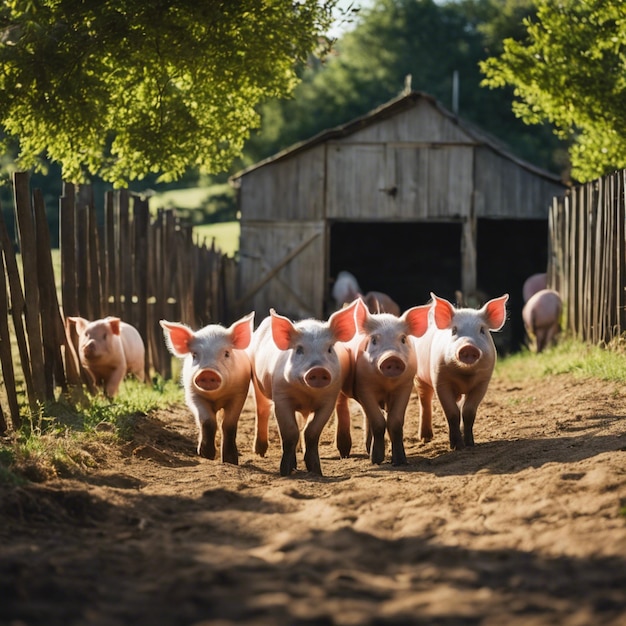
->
[1, 368, 625, 626]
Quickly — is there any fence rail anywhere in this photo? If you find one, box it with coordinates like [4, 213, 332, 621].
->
[548, 169, 626, 345]
[0, 173, 238, 433]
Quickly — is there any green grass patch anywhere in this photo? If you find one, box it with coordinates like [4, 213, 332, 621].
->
[0, 377, 184, 485]
[496, 337, 626, 382]
[193, 221, 240, 257]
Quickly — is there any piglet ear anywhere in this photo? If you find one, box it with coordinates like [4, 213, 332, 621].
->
[160, 320, 194, 357]
[66, 316, 88, 333]
[107, 317, 122, 335]
[403, 304, 431, 338]
[482, 294, 509, 331]
[271, 309, 298, 351]
[430, 293, 455, 330]
[229, 311, 255, 350]
[329, 298, 358, 342]
[353, 297, 369, 333]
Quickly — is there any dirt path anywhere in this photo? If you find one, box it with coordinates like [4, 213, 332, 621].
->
[1, 370, 626, 625]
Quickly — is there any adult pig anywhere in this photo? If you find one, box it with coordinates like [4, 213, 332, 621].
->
[332, 271, 362, 309]
[363, 291, 401, 316]
[522, 289, 562, 353]
[414, 292, 509, 450]
[160, 313, 254, 464]
[522, 272, 547, 303]
[249, 300, 359, 476]
[67, 316, 145, 397]
[336, 298, 430, 465]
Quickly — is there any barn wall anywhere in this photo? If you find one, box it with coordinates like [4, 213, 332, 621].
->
[238, 145, 326, 222]
[343, 99, 474, 144]
[238, 221, 326, 320]
[326, 144, 474, 220]
[474, 147, 564, 219]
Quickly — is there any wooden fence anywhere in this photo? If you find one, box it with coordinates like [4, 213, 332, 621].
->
[0, 172, 238, 433]
[548, 169, 626, 345]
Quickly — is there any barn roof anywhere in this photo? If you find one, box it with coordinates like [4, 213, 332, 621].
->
[231, 90, 564, 185]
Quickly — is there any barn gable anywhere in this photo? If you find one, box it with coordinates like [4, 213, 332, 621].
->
[231, 91, 567, 350]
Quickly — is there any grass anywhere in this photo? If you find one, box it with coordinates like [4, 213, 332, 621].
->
[496, 336, 626, 382]
[148, 185, 219, 211]
[193, 221, 240, 257]
[0, 377, 184, 485]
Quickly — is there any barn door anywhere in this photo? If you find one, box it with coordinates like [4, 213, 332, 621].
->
[237, 221, 325, 320]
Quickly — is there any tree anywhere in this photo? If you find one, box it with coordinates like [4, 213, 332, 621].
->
[245, 0, 567, 176]
[480, 0, 626, 182]
[0, 0, 337, 186]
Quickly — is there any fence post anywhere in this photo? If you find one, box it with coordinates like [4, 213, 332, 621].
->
[12, 171, 47, 407]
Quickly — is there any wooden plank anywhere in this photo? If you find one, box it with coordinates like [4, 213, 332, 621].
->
[88, 202, 102, 319]
[133, 195, 150, 379]
[33, 188, 66, 396]
[60, 183, 78, 317]
[0, 224, 21, 429]
[235, 231, 321, 310]
[12, 171, 47, 405]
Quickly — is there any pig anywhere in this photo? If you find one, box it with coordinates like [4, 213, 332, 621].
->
[414, 292, 509, 450]
[332, 271, 362, 309]
[66, 316, 145, 397]
[523, 272, 548, 303]
[522, 289, 562, 353]
[160, 313, 255, 464]
[363, 291, 401, 316]
[249, 300, 359, 476]
[335, 298, 430, 465]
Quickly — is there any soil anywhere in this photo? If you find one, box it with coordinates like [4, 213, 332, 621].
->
[1, 369, 626, 626]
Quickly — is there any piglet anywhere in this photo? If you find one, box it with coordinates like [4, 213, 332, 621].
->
[66, 316, 145, 397]
[160, 313, 254, 464]
[336, 298, 430, 465]
[522, 289, 562, 353]
[249, 301, 359, 476]
[414, 292, 508, 450]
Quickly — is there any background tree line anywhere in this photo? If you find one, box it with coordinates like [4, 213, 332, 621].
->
[2, 0, 624, 237]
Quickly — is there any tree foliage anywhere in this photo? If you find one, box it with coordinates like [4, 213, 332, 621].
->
[0, 0, 336, 186]
[245, 0, 567, 176]
[480, 0, 626, 182]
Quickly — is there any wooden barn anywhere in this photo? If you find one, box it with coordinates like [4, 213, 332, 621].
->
[230, 91, 567, 351]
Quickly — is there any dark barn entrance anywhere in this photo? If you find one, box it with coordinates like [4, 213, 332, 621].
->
[477, 218, 549, 352]
[329, 221, 462, 313]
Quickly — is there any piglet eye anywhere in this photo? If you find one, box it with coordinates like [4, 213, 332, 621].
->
[225, 350, 231, 358]
[296, 346, 304, 355]
[401, 336, 406, 344]
[480, 327, 486, 335]
[191, 352, 198, 361]
[327, 346, 333, 354]
[371, 337, 377, 346]
[451, 326, 458, 336]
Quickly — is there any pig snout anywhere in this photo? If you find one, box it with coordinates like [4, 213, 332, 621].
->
[193, 368, 223, 392]
[378, 353, 406, 377]
[83, 342, 96, 358]
[304, 366, 333, 388]
[457, 343, 482, 365]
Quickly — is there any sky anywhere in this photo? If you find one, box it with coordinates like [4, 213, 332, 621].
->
[328, 0, 374, 39]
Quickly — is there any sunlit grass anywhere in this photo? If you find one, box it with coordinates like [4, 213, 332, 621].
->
[0, 377, 184, 485]
[194, 221, 240, 257]
[496, 336, 626, 382]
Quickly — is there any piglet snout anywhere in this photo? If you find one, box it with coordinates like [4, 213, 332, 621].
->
[304, 367, 332, 388]
[458, 344, 481, 365]
[378, 354, 406, 378]
[194, 369, 223, 392]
